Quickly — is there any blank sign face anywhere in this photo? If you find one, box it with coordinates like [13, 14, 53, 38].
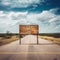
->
[19, 25, 38, 34]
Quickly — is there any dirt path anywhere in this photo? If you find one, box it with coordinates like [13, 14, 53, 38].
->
[0, 35, 60, 60]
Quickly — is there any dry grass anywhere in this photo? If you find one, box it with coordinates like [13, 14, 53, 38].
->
[39, 36, 60, 45]
[0, 36, 19, 46]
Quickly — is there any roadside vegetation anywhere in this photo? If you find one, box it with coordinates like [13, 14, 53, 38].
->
[39, 33, 60, 45]
[0, 33, 19, 46]
[0, 33, 60, 45]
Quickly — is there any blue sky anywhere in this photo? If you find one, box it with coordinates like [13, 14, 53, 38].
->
[0, 0, 60, 33]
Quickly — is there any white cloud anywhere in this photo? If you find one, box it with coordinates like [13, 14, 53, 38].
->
[49, 16, 60, 22]
[39, 11, 56, 20]
[49, 8, 59, 14]
[1, 0, 41, 8]
[0, 9, 60, 33]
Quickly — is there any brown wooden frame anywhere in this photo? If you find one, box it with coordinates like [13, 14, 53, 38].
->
[19, 25, 39, 45]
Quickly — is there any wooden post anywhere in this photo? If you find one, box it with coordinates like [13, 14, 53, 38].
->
[20, 35, 21, 44]
[19, 25, 21, 44]
[37, 25, 39, 45]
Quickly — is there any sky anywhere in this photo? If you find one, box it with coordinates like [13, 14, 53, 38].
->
[0, 0, 60, 33]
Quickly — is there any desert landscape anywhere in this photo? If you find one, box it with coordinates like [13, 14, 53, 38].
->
[0, 33, 19, 46]
[39, 33, 60, 45]
[0, 34, 60, 60]
[0, 33, 60, 46]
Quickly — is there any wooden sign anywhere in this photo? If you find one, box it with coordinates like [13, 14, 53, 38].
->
[19, 25, 38, 35]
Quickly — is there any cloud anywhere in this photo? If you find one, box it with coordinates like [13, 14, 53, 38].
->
[49, 16, 60, 22]
[49, 8, 60, 14]
[1, 0, 41, 8]
[0, 9, 60, 33]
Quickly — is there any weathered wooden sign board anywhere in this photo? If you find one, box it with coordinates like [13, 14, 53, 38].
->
[19, 25, 38, 35]
[19, 25, 39, 44]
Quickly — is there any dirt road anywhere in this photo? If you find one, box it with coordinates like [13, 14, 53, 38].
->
[0, 35, 60, 60]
